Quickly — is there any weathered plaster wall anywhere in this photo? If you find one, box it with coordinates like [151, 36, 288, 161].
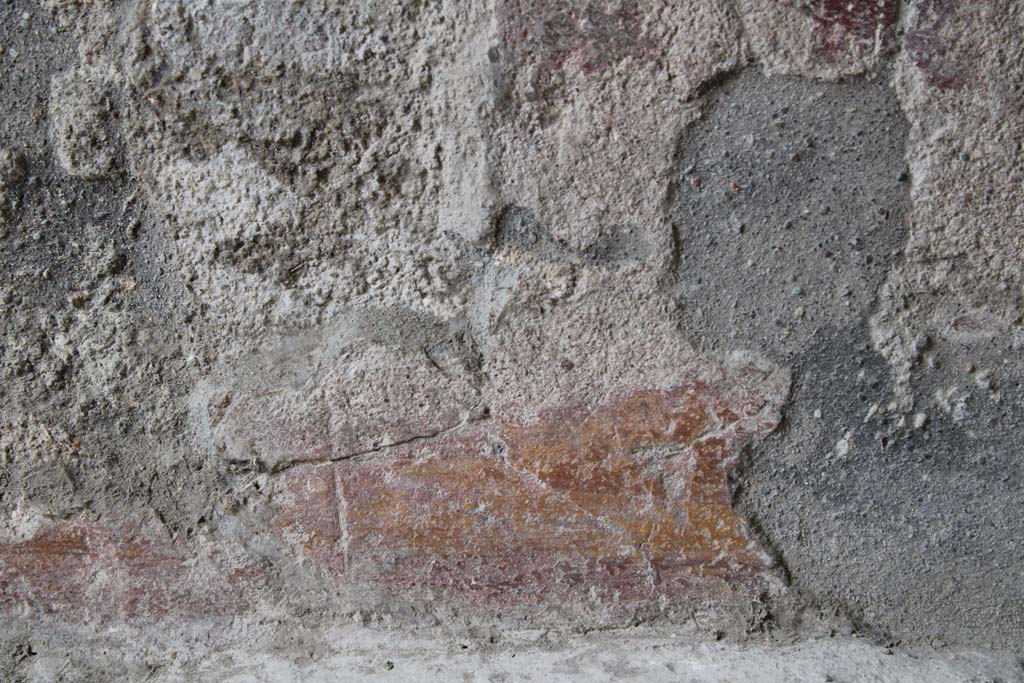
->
[1, 0, 1022, 680]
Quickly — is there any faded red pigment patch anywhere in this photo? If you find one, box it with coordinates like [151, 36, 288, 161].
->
[905, 0, 970, 91]
[0, 521, 263, 622]
[808, 0, 899, 61]
[272, 366, 787, 613]
[275, 463, 346, 572]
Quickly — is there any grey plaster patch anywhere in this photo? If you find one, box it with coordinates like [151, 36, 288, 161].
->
[671, 67, 909, 361]
[670, 70, 1024, 649]
[738, 322, 1024, 649]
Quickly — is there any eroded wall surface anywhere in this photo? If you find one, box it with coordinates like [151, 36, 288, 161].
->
[1, 0, 1022, 679]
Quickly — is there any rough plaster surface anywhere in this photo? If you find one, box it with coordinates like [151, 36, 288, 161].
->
[1, 0, 1023, 679]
